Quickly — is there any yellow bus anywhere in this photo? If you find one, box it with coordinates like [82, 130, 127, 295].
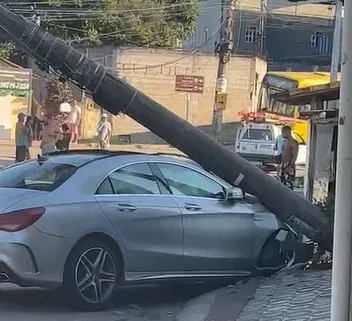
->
[257, 71, 340, 142]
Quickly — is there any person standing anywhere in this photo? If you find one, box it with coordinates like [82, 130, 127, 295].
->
[15, 113, 27, 162]
[97, 113, 111, 150]
[68, 100, 81, 144]
[56, 121, 72, 151]
[24, 116, 33, 160]
[40, 115, 63, 156]
[275, 131, 285, 177]
[280, 125, 299, 183]
[32, 98, 44, 141]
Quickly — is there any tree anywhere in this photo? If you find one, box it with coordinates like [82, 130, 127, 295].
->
[6, 0, 199, 48]
[45, 77, 74, 117]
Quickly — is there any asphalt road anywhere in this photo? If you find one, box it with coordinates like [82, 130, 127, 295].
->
[0, 282, 232, 321]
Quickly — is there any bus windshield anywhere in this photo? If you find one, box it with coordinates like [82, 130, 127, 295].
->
[256, 72, 337, 144]
[259, 85, 296, 117]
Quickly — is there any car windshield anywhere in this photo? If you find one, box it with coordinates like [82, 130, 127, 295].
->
[242, 128, 273, 141]
[0, 160, 77, 192]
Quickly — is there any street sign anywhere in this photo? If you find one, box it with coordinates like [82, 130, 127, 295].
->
[175, 75, 204, 93]
[216, 92, 228, 110]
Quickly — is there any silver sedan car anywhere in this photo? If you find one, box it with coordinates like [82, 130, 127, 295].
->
[0, 150, 295, 311]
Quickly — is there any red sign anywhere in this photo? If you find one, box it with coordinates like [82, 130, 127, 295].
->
[175, 75, 204, 93]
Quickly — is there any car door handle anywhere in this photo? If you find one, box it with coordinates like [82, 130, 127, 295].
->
[116, 204, 137, 212]
[184, 203, 201, 211]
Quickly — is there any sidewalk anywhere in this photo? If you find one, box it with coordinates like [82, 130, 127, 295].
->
[176, 268, 331, 321]
[236, 269, 331, 321]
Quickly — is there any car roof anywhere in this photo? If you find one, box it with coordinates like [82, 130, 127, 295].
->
[42, 149, 200, 168]
[241, 123, 276, 130]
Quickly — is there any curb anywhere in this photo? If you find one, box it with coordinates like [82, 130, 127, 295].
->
[175, 279, 261, 321]
[175, 287, 222, 321]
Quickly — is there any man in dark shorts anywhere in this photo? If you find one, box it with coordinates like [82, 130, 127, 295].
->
[281, 125, 299, 183]
[56, 122, 72, 151]
[275, 132, 285, 177]
[24, 116, 33, 160]
[15, 113, 27, 162]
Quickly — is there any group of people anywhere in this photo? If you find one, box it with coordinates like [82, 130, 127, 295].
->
[15, 112, 64, 162]
[275, 125, 299, 184]
[14, 104, 113, 162]
[14, 100, 82, 162]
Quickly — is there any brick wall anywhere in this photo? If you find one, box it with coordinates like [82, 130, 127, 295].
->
[111, 49, 267, 144]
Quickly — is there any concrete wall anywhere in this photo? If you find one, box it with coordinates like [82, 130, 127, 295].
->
[313, 121, 335, 203]
[0, 95, 30, 140]
[109, 49, 267, 144]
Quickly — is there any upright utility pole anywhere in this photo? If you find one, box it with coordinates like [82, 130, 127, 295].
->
[259, 0, 266, 54]
[330, 1, 352, 320]
[330, 0, 343, 83]
[211, 0, 236, 140]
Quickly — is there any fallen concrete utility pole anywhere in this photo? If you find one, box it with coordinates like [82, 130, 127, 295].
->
[0, 4, 329, 244]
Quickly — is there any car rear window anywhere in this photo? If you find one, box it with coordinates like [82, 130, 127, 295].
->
[241, 128, 273, 141]
[0, 161, 77, 192]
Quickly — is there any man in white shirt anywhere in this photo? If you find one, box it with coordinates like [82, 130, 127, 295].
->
[97, 113, 112, 150]
[68, 100, 81, 144]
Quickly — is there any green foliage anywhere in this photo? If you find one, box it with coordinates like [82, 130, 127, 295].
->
[0, 43, 14, 60]
[45, 78, 74, 116]
[0, 41, 27, 67]
[9, 0, 199, 48]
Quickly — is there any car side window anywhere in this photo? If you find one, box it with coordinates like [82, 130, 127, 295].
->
[96, 177, 114, 194]
[157, 163, 225, 199]
[96, 163, 160, 195]
[241, 129, 249, 139]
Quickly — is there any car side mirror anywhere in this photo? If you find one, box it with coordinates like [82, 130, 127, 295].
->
[225, 187, 244, 202]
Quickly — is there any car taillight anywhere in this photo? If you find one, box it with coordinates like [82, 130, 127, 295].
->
[0, 207, 46, 232]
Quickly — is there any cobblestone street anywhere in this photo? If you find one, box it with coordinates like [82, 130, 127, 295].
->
[236, 269, 331, 321]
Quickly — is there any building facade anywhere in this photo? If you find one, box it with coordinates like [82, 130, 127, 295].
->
[183, 0, 336, 71]
[30, 47, 266, 144]
[113, 49, 267, 144]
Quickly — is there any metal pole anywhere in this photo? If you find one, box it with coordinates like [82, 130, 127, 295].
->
[330, 1, 352, 320]
[211, 0, 236, 140]
[259, 0, 266, 55]
[330, 0, 343, 83]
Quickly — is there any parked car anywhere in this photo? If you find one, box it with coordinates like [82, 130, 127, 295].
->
[235, 122, 307, 166]
[0, 150, 298, 311]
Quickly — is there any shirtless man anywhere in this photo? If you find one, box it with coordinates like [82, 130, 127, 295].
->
[281, 125, 299, 183]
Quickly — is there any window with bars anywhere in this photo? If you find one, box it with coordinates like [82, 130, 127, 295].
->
[311, 32, 330, 54]
[245, 27, 258, 43]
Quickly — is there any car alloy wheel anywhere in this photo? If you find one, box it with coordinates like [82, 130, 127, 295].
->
[63, 238, 121, 311]
[75, 247, 117, 304]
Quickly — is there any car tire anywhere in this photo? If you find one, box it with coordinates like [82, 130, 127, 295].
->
[258, 231, 294, 271]
[63, 238, 120, 311]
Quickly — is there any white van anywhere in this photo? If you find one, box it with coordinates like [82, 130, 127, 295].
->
[235, 122, 306, 166]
